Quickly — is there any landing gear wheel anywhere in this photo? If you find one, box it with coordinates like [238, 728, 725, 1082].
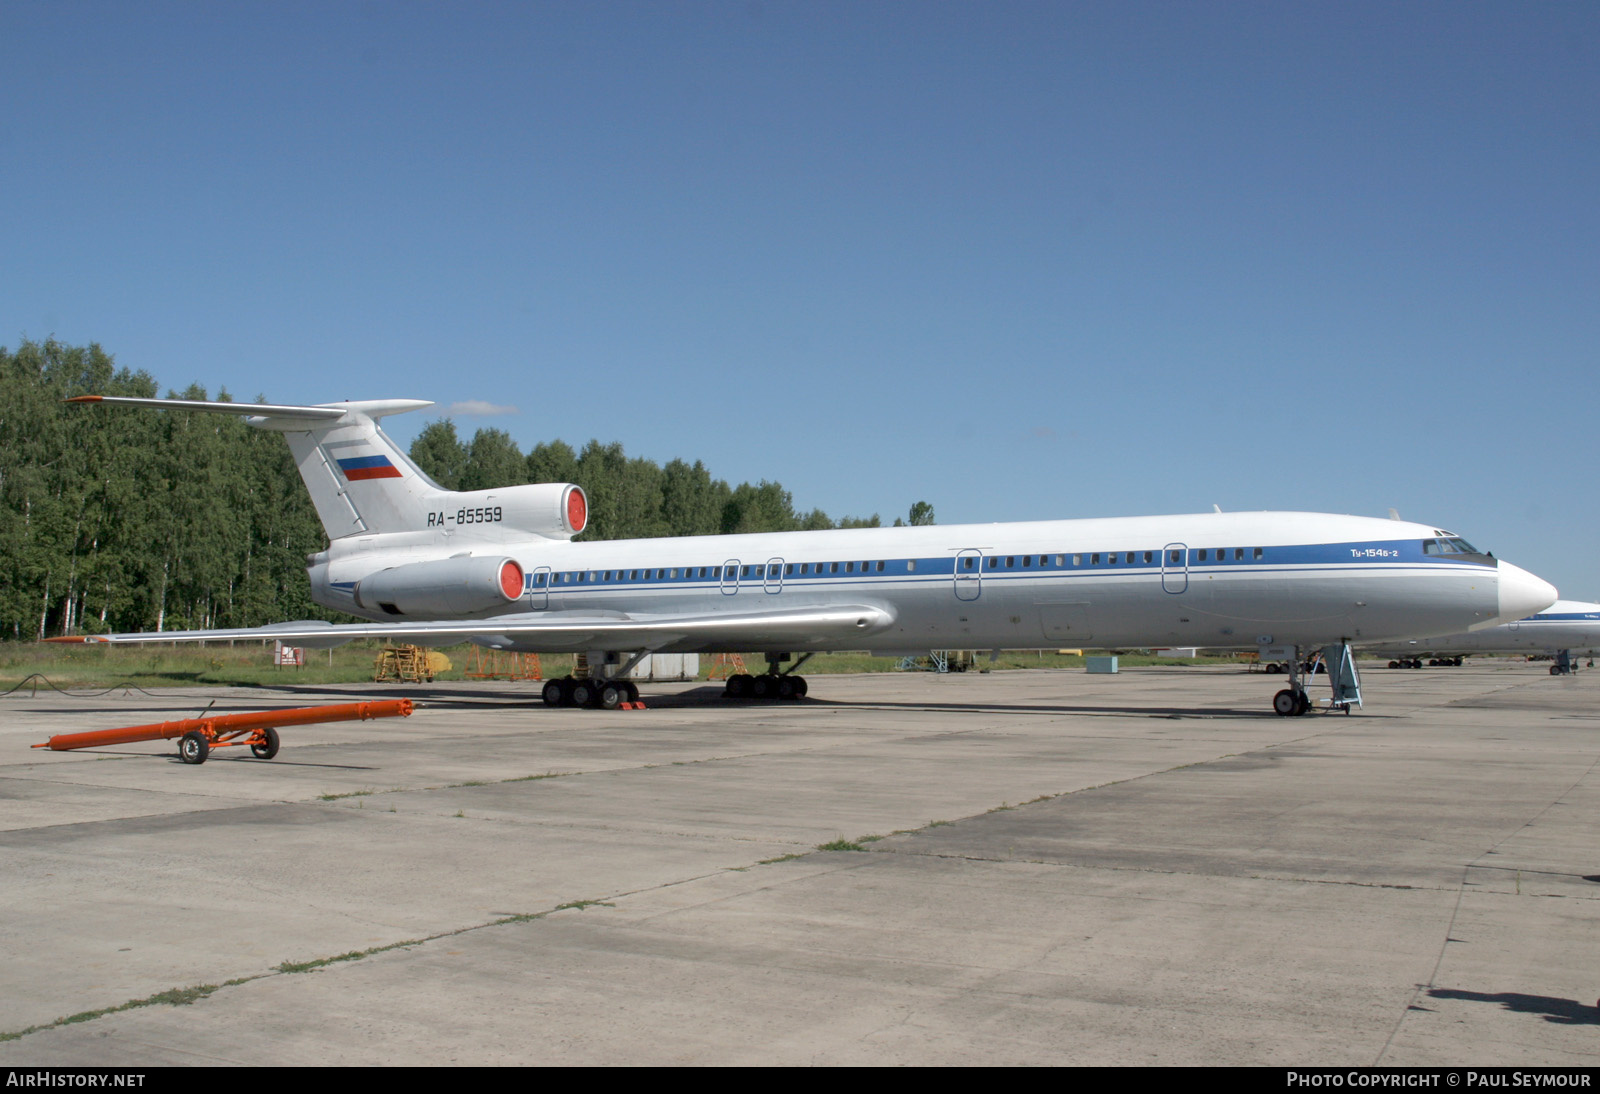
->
[542, 679, 566, 707]
[1388, 660, 1400, 669]
[571, 678, 598, 708]
[598, 683, 623, 710]
[776, 675, 797, 700]
[622, 680, 640, 704]
[750, 674, 776, 699]
[250, 726, 280, 760]
[178, 731, 210, 764]
[1273, 689, 1299, 717]
[1294, 689, 1311, 716]
[724, 673, 750, 699]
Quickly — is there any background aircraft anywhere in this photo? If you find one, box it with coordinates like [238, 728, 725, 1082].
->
[55, 395, 1557, 716]
[1368, 599, 1599, 672]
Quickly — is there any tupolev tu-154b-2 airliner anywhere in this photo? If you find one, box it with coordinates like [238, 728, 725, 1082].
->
[53, 395, 1557, 716]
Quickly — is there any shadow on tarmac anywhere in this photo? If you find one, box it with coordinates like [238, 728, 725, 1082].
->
[1426, 988, 1600, 1026]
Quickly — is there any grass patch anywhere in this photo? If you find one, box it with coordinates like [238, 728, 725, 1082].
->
[554, 900, 615, 912]
[0, 977, 257, 1042]
[277, 939, 423, 974]
[816, 838, 867, 852]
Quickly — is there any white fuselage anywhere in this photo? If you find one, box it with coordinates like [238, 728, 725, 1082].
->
[307, 511, 1534, 655]
[65, 396, 1559, 674]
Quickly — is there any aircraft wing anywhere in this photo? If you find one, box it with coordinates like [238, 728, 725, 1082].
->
[46, 604, 896, 653]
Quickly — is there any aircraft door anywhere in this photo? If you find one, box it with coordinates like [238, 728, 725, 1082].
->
[764, 557, 784, 594]
[1161, 543, 1188, 594]
[722, 559, 740, 596]
[529, 566, 551, 609]
[955, 549, 982, 601]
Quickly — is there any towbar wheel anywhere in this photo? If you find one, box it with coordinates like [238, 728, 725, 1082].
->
[178, 731, 210, 765]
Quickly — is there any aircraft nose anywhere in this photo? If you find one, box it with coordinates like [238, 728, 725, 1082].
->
[1497, 561, 1558, 624]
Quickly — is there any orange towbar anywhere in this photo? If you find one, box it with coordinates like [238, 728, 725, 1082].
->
[32, 699, 414, 764]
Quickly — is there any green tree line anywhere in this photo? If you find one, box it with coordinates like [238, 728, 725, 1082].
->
[2, 338, 931, 639]
[406, 420, 899, 541]
[1, 339, 330, 639]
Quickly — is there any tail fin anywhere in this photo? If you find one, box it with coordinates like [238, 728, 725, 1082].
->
[69, 396, 443, 538]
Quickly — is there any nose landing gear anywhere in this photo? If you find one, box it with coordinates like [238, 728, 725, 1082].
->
[1270, 643, 1362, 716]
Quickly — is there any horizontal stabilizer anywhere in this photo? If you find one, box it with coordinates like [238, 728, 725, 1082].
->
[66, 395, 432, 421]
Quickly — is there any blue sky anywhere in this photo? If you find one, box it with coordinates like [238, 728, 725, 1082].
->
[4, 1, 1596, 596]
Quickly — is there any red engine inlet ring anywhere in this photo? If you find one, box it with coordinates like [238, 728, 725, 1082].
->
[499, 559, 525, 600]
[565, 487, 588, 534]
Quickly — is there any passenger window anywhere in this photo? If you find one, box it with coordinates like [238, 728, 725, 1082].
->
[1091, 553, 1100, 564]
[907, 560, 917, 572]
[1071, 554, 1081, 566]
[1143, 551, 1153, 564]
[1253, 548, 1263, 560]
[1126, 552, 1136, 564]
[1169, 550, 1180, 564]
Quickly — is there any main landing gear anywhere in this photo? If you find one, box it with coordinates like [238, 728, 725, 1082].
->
[542, 676, 641, 710]
[1387, 657, 1462, 668]
[724, 652, 814, 702]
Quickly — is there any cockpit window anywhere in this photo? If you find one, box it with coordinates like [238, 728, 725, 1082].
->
[1423, 537, 1485, 556]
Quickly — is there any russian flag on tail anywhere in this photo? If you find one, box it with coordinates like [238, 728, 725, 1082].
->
[337, 455, 403, 480]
